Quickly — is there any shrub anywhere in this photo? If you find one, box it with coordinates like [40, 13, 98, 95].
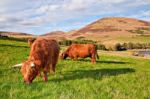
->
[108, 46, 113, 51]
[112, 43, 126, 51]
[127, 42, 134, 49]
[59, 40, 72, 46]
[59, 39, 150, 51]
[0, 36, 29, 42]
[96, 44, 106, 50]
[76, 36, 85, 40]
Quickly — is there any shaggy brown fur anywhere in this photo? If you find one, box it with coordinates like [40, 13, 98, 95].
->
[60, 44, 99, 64]
[21, 38, 60, 84]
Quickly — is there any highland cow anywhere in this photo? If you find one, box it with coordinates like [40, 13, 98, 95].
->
[60, 44, 99, 64]
[14, 38, 60, 84]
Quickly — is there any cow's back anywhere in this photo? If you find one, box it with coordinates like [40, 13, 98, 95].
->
[69, 44, 95, 58]
[47, 39, 60, 65]
[29, 38, 59, 68]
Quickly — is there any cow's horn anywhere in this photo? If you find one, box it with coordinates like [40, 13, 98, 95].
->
[12, 63, 22, 68]
[31, 62, 35, 67]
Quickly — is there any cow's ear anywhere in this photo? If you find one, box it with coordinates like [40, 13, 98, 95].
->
[28, 38, 35, 47]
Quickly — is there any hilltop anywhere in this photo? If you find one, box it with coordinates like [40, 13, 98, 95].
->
[1, 17, 150, 44]
[44, 17, 150, 44]
[75, 17, 150, 35]
[41, 31, 67, 40]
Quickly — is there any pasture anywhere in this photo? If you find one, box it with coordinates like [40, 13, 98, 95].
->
[0, 38, 150, 99]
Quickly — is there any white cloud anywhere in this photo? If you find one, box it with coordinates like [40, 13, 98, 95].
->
[141, 10, 150, 17]
[0, 16, 9, 22]
[125, 10, 150, 21]
[127, 0, 150, 7]
[36, 5, 59, 13]
[0, 0, 149, 34]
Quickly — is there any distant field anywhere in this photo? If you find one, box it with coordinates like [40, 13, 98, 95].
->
[83, 34, 150, 45]
[0, 38, 150, 99]
[117, 35, 150, 43]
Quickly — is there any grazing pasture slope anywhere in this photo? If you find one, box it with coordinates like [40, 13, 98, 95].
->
[0, 38, 150, 99]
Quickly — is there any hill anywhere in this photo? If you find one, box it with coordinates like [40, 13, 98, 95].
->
[41, 31, 67, 40]
[0, 31, 34, 38]
[1, 17, 150, 44]
[43, 17, 150, 45]
[74, 17, 150, 35]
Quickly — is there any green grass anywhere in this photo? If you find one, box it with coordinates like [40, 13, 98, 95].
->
[85, 34, 150, 44]
[0, 38, 150, 99]
[117, 35, 150, 43]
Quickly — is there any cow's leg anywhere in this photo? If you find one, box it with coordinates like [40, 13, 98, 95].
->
[51, 51, 59, 74]
[51, 63, 56, 74]
[43, 66, 50, 81]
[43, 71, 48, 81]
[70, 57, 74, 60]
[37, 71, 42, 78]
[69, 55, 74, 60]
[73, 57, 78, 61]
[50, 60, 58, 74]
[91, 53, 96, 64]
[73, 54, 78, 61]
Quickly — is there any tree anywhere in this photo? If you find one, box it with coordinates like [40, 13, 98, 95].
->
[127, 42, 134, 49]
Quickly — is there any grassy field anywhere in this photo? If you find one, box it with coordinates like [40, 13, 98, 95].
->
[0, 38, 150, 99]
[117, 35, 150, 43]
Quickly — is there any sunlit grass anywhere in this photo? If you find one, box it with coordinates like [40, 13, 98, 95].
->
[0, 38, 150, 99]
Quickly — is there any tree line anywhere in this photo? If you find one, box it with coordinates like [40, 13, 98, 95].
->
[1, 36, 150, 51]
[59, 39, 150, 51]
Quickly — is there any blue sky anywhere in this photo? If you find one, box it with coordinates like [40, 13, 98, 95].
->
[0, 0, 150, 35]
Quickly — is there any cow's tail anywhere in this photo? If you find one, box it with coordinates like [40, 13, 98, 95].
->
[95, 45, 99, 59]
[96, 52, 99, 59]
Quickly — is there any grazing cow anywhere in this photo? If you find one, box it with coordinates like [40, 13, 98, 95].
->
[60, 44, 99, 64]
[18, 38, 59, 84]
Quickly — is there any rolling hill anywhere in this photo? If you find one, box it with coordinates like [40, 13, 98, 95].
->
[72, 17, 150, 44]
[74, 17, 150, 35]
[41, 31, 67, 40]
[1, 17, 150, 44]
[0, 31, 34, 38]
[43, 17, 150, 44]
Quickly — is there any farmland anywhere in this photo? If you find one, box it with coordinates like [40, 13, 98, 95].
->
[0, 38, 150, 99]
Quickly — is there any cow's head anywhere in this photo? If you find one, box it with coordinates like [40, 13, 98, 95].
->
[60, 52, 68, 59]
[20, 61, 38, 84]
